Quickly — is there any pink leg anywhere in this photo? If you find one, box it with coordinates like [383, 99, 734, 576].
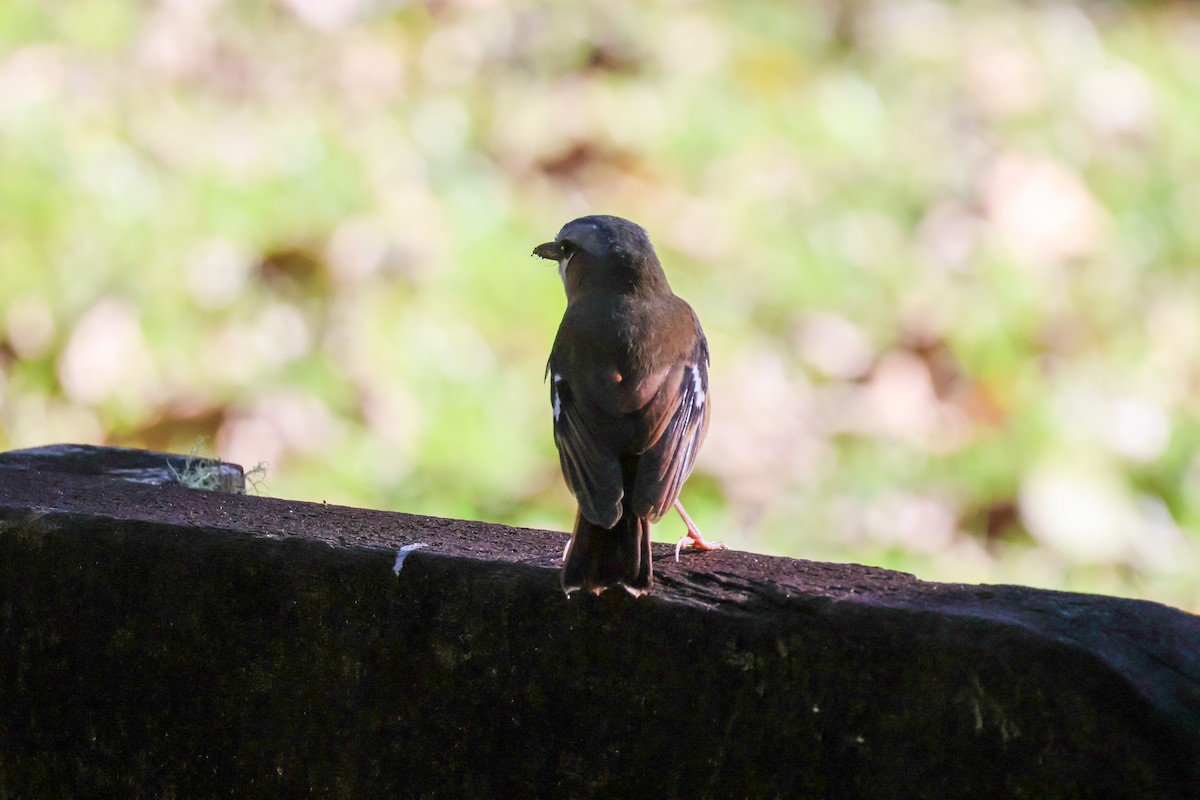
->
[673, 499, 727, 561]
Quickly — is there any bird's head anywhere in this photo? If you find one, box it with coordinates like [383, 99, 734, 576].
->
[533, 215, 670, 301]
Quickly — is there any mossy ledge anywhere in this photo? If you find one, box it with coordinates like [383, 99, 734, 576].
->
[1, 445, 1198, 799]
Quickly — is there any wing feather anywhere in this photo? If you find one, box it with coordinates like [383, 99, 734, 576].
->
[630, 328, 710, 521]
[550, 372, 624, 528]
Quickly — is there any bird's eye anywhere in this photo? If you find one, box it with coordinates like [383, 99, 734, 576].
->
[559, 240, 575, 257]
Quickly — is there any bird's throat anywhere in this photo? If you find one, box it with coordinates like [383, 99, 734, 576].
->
[558, 252, 574, 289]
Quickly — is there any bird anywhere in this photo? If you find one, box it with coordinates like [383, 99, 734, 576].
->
[533, 215, 726, 597]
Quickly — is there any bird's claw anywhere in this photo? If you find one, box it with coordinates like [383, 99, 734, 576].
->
[674, 532, 728, 562]
[671, 498, 726, 562]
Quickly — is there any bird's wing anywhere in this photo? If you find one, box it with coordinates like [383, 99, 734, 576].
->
[547, 362, 625, 529]
[629, 321, 710, 522]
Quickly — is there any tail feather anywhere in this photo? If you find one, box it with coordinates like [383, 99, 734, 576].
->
[561, 509, 652, 596]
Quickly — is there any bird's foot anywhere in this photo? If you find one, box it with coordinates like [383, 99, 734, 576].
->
[674, 531, 728, 561]
[672, 499, 727, 562]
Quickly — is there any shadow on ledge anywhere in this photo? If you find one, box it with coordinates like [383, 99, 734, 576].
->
[0, 444, 1197, 799]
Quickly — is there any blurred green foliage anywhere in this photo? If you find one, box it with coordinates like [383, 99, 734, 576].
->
[1, 0, 1198, 610]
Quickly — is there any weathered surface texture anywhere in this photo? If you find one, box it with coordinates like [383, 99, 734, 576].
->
[0, 443, 245, 493]
[0, 446, 1197, 799]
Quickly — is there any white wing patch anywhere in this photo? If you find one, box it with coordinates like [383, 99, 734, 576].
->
[690, 364, 706, 409]
[552, 373, 563, 421]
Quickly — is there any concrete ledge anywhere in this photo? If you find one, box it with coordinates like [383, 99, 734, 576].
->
[1, 446, 1198, 798]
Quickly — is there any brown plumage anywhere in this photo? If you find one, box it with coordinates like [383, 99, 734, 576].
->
[534, 215, 723, 597]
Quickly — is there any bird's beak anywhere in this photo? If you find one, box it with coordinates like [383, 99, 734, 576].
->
[532, 241, 561, 260]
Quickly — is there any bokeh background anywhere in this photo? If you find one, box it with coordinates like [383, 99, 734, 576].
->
[2, 0, 1198, 610]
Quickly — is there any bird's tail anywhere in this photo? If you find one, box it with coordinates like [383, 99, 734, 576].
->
[561, 508, 652, 597]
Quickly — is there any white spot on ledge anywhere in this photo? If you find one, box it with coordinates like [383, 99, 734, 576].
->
[393, 543, 429, 575]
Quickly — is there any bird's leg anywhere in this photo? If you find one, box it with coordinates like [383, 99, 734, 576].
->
[673, 499, 727, 561]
